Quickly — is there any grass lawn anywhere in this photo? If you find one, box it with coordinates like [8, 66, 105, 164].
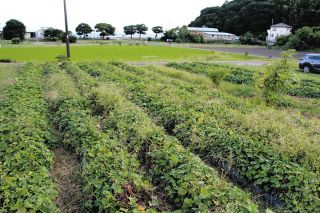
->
[0, 45, 261, 62]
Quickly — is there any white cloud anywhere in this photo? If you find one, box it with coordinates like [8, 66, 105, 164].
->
[0, 0, 225, 32]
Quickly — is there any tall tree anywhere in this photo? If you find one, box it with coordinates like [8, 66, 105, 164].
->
[94, 23, 115, 39]
[152, 26, 163, 39]
[161, 28, 178, 41]
[43, 27, 64, 41]
[75, 23, 93, 39]
[189, 0, 320, 36]
[136, 24, 148, 39]
[3, 19, 26, 40]
[123, 25, 137, 39]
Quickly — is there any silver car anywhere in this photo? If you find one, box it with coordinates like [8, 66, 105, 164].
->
[299, 54, 320, 73]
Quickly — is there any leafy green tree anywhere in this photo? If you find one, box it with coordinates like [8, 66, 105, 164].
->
[257, 49, 297, 105]
[44, 27, 64, 41]
[152, 26, 163, 39]
[61, 31, 77, 43]
[189, 0, 320, 36]
[123, 25, 137, 39]
[286, 27, 320, 50]
[94, 23, 115, 39]
[177, 26, 202, 43]
[239, 32, 261, 45]
[161, 28, 178, 41]
[3, 19, 26, 40]
[275, 35, 290, 46]
[136, 24, 148, 39]
[75, 23, 93, 39]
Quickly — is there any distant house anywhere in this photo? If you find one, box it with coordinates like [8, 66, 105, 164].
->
[188, 26, 238, 41]
[25, 32, 36, 39]
[24, 28, 46, 40]
[266, 23, 292, 45]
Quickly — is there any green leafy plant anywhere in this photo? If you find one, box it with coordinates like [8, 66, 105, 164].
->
[84, 61, 320, 212]
[207, 68, 227, 86]
[45, 63, 159, 212]
[257, 49, 297, 105]
[0, 63, 58, 212]
[73, 63, 259, 212]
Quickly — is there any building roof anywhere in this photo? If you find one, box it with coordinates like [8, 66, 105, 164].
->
[188, 27, 219, 32]
[203, 32, 236, 36]
[271, 23, 292, 28]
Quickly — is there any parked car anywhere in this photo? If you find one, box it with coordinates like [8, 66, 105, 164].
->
[299, 54, 320, 73]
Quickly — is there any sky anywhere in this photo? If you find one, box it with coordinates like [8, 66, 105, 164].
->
[0, 0, 225, 33]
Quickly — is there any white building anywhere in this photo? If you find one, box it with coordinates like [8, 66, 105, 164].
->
[188, 27, 219, 34]
[188, 26, 238, 41]
[202, 32, 238, 41]
[24, 27, 46, 40]
[266, 23, 292, 45]
[35, 28, 46, 39]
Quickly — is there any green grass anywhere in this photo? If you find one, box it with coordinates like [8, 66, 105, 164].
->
[0, 45, 261, 62]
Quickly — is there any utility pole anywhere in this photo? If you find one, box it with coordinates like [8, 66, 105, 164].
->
[63, 0, 71, 58]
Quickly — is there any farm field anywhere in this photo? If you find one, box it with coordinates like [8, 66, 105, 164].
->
[165, 62, 320, 116]
[0, 63, 19, 100]
[0, 57, 319, 212]
[0, 44, 261, 62]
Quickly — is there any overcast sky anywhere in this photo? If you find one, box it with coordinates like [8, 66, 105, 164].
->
[0, 0, 225, 33]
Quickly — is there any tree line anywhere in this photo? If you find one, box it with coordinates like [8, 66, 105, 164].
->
[0, 19, 225, 45]
[76, 23, 164, 40]
[0, 19, 165, 42]
[189, 0, 320, 37]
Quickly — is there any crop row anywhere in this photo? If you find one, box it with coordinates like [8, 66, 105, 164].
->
[87, 62, 319, 173]
[167, 62, 320, 98]
[44, 63, 160, 212]
[78, 62, 320, 212]
[68, 62, 259, 212]
[116, 63, 320, 173]
[0, 63, 58, 212]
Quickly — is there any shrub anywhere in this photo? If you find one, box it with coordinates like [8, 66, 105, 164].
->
[207, 69, 227, 86]
[11, 37, 21, 44]
[240, 32, 261, 45]
[275, 35, 290, 46]
[288, 79, 320, 98]
[257, 49, 297, 105]
[286, 27, 320, 50]
[147, 37, 152, 41]
[0, 58, 16, 63]
[55, 55, 68, 62]
[61, 34, 77, 43]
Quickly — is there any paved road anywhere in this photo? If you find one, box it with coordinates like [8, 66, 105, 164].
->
[128, 60, 268, 67]
[194, 47, 315, 59]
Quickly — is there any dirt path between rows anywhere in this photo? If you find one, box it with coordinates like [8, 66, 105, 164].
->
[52, 148, 84, 213]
